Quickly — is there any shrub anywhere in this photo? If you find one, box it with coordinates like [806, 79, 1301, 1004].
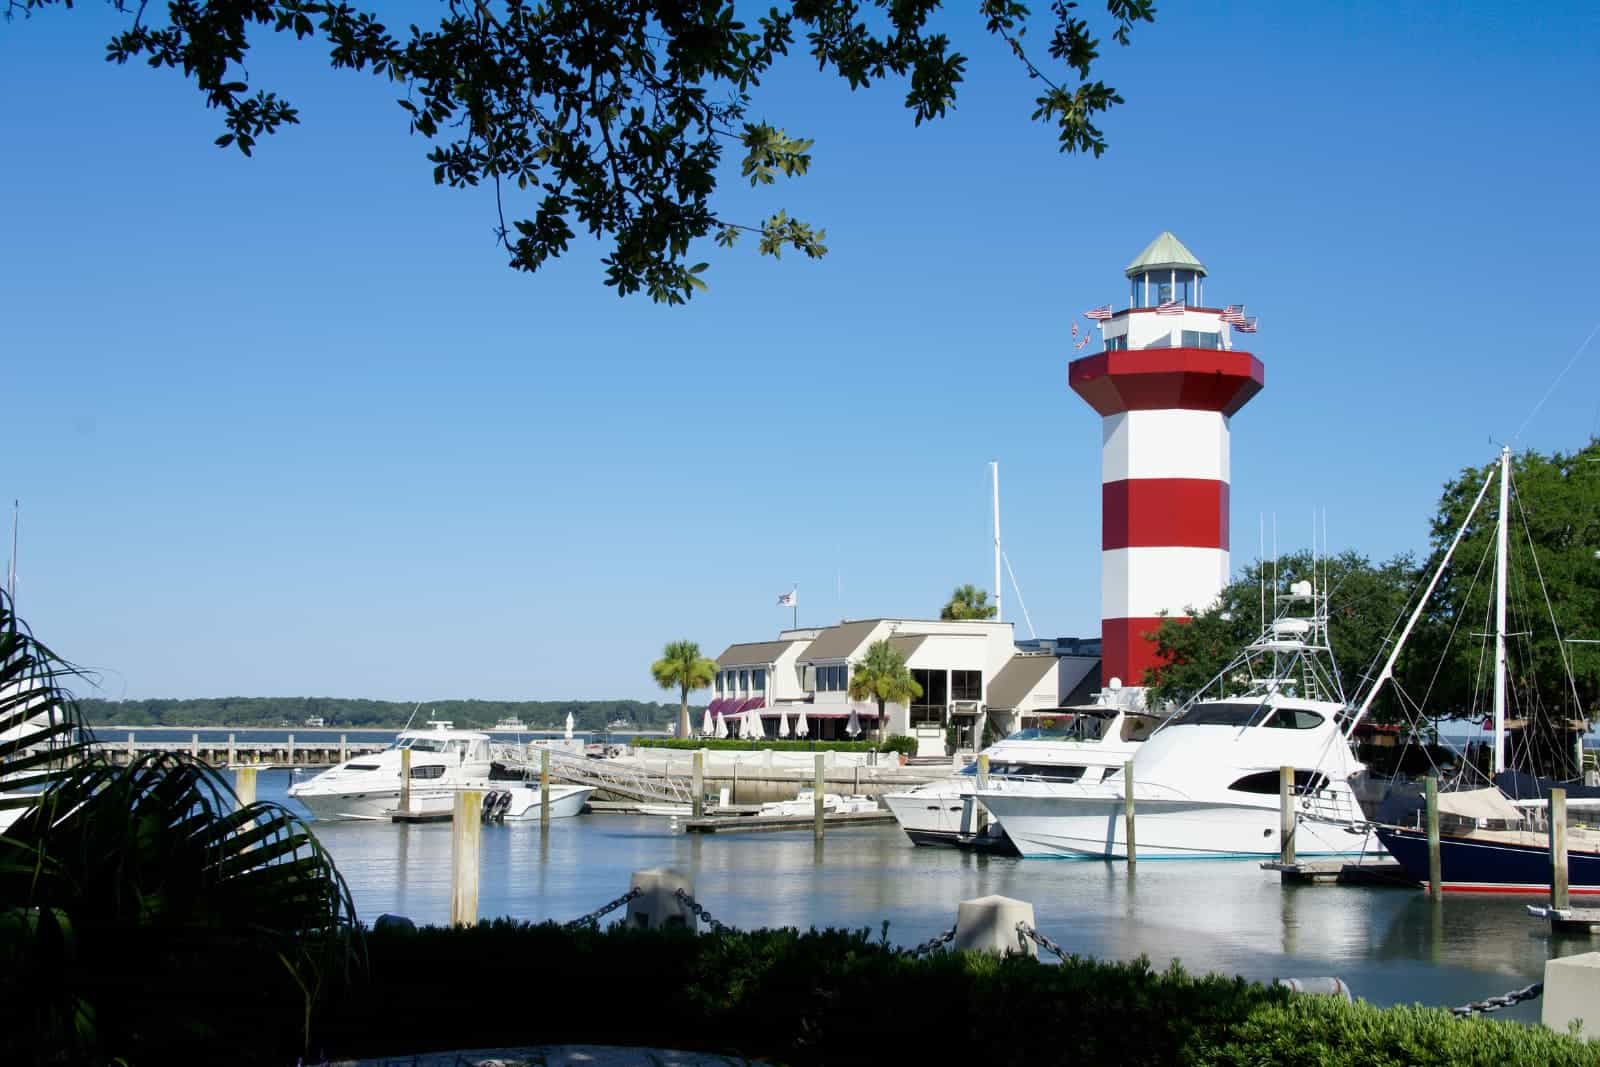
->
[878, 734, 918, 758]
[311, 922, 1597, 1067]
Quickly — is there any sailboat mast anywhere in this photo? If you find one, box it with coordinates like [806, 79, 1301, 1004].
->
[991, 460, 1002, 623]
[1493, 446, 1511, 774]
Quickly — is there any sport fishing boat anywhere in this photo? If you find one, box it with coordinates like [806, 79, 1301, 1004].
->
[288, 720, 594, 821]
[882, 704, 1163, 848]
[977, 582, 1377, 859]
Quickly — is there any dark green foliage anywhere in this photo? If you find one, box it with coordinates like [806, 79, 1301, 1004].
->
[940, 583, 998, 620]
[635, 735, 914, 755]
[0, 590, 363, 1065]
[313, 920, 1598, 1066]
[81, 696, 686, 730]
[12, 0, 1154, 300]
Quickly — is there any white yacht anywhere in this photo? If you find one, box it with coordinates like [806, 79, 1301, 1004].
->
[977, 587, 1375, 859]
[882, 704, 1163, 847]
[288, 721, 594, 821]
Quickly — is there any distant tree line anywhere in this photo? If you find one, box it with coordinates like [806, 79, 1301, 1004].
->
[78, 697, 692, 731]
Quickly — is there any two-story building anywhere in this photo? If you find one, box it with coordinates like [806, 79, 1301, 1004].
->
[709, 619, 1102, 756]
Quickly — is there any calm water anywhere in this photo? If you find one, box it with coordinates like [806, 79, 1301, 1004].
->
[248, 772, 1595, 1023]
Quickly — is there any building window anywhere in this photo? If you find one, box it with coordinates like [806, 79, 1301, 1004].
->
[814, 664, 848, 692]
[715, 671, 724, 695]
[952, 670, 982, 703]
[1181, 330, 1220, 349]
[738, 669, 749, 692]
[1105, 335, 1127, 351]
[753, 669, 766, 692]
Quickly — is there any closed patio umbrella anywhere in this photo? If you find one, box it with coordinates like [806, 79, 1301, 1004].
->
[748, 711, 765, 740]
[778, 711, 790, 739]
[845, 708, 862, 738]
[717, 713, 730, 739]
[701, 708, 713, 736]
[794, 708, 810, 738]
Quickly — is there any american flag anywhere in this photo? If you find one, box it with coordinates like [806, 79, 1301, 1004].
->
[1233, 316, 1259, 333]
[1083, 304, 1114, 321]
[1074, 335, 1091, 350]
[1220, 304, 1246, 325]
[1156, 299, 1184, 315]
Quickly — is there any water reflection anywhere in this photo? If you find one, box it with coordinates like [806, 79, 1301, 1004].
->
[258, 771, 1589, 1022]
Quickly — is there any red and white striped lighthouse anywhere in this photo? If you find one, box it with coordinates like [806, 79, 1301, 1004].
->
[1069, 232, 1264, 692]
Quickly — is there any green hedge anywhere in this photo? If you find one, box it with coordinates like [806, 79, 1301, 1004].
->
[309, 922, 1595, 1067]
[635, 737, 898, 754]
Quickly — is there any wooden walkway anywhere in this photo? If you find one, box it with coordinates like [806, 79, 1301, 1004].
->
[1260, 860, 1412, 887]
[1527, 904, 1600, 930]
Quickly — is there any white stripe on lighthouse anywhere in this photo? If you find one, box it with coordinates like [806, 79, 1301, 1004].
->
[1101, 410, 1231, 483]
[1101, 546, 1231, 621]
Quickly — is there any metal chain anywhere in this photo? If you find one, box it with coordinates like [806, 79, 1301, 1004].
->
[1016, 921, 1069, 962]
[1451, 982, 1543, 1017]
[673, 887, 731, 933]
[563, 887, 641, 929]
[903, 926, 957, 958]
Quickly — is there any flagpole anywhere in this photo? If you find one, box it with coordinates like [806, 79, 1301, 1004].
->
[792, 584, 797, 630]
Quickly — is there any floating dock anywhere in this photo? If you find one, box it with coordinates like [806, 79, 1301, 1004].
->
[1527, 905, 1600, 931]
[1261, 860, 1412, 887]
[683, 810, 897, 833]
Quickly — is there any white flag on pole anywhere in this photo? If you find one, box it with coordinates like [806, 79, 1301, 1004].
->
[777, 588, 797, 607]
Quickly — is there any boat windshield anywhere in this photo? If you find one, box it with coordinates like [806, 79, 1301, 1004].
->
[393, 737, 448, 752]
[1176, 701, 1270, 727]
[1009, 714, 1112, 742]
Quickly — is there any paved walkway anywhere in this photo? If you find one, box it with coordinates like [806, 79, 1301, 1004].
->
[331, 1045, 763, 1066]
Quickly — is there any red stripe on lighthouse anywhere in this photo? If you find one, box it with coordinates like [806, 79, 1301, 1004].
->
[1100, 616, 1178, 687]
[1102, 479, 1229, 551]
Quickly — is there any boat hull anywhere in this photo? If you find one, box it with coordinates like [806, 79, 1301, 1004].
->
[983, 792, 1377, 859]
[293, 785, 593, 822]
[1375, 825, 1600, 895]
[883, 784, 969, 844]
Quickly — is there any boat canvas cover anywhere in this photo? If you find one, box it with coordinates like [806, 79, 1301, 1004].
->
[1437, 788, 1523, 823]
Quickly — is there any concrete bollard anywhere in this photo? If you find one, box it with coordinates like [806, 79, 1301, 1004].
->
[1276, 977, 1353, 1001]
[1543, 952, 1600, 1037]
[952, 895, 1037, 958]
[451, 790, 483, 926]
[624, 868, 697, 930]
[373, 914, 417, 934]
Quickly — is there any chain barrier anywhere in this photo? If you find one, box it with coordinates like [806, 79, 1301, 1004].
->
[673, 887, 731, 933]
[903, 926, 957, 958]
[1016, 921, 1070, 962]
[1451, 982, 1543, 1017]
[563, 887, 641, 929]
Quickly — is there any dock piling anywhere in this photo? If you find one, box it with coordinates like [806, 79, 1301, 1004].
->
[1279, 765, 1296, 865]
[540, 747, 551, 823]
[227, 732, 236, 766]
[814, 753, 825, 840]
[692, 750, 705, 818]
[191, 732, 200, 758]
[339, 733, 348, 763]
[287, 733, 296, 766]
[126, 732, 135, 764]
[400, 748, 412, 814]
[1425, 775, 1441, 896]
[450, 790, 482, 927]
[1123, 760, 1136, 867]
[1553, 787, 1570, 909]
[234, 766, 257, 808]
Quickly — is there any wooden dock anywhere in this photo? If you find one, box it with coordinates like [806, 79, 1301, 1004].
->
[1261, 859, 1413, 887]
[1527, 904, 1600, 931]
[96, 732, 387, 770]
[684, 810, 897, 834]
[391, 809, 453, 824]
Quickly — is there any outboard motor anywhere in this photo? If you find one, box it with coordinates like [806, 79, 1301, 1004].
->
[481, 790, 499, 821]
[492, 790, 513, 821]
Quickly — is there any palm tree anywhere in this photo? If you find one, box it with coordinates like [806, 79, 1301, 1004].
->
[847, 639, 922, 744]
[650, 639, 716, 738]
[940, 584, 996, 620]
[0, 590, 360, 1063]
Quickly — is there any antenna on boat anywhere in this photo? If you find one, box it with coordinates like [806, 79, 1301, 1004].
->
[1258, 513, 1266, 631]
[401, 701, 422, 733]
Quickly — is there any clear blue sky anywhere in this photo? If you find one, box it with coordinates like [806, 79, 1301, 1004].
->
[2, 1, 1597, 702]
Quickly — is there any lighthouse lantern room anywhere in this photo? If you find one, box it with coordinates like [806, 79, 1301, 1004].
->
[1069, 232, 1264, 700]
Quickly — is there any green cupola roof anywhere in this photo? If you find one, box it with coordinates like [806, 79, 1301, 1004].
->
[1124, 231, 1206, 278]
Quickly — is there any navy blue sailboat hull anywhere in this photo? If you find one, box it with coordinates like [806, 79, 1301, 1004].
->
[1376, 825, 1600, 895]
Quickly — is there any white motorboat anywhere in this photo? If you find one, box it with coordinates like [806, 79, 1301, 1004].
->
[882, 705, 1163, 847]
[977, 587, 1376, 859]
[288, 721, 593, 821]
[758, 790, 879, 816]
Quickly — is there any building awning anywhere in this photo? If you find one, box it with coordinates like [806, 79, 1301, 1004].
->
[787, 707, 880, 719]
[737, 697, 766, 713]
[707, 698, 731, 716]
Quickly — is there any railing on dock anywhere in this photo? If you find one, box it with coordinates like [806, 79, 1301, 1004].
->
[92, 732, 387, 769]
